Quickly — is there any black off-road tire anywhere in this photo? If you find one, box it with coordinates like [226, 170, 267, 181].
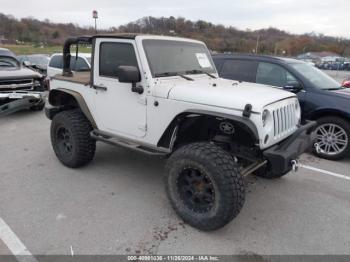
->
[165, 142, 245, 231]
[51, 109, 96, 168]
[312, 116, 350, 160]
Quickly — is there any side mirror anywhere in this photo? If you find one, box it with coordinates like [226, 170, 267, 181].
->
[118, 66, 143, 94]
[118, 65, 141, 84]
[283, 81, 302, 93]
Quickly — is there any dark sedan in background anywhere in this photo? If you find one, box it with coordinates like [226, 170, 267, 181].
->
[213, 54, 350, 160]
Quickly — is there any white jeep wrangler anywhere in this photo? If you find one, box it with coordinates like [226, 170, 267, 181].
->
[45, 34, 315, 231]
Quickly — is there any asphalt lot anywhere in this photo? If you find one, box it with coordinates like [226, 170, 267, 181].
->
[0, 72, 350, 257]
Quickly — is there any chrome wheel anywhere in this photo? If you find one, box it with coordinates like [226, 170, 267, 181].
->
[315, 123, 348, 156]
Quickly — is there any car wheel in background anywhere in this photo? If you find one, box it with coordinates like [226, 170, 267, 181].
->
[313, 116, 350, 160]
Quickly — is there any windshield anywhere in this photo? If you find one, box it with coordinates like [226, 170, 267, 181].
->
[0, 56, 19, 68]
[18, 55, 49, 68]
[142, 39, 216, 77]
[290, 62, 341, 90]
[27, 56, 49, 68]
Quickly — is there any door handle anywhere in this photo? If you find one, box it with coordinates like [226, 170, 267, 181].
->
[93, 84, 107, 91]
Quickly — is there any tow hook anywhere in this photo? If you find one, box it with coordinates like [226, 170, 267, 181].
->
[291, 159, 299, 172]
[314, 143, 321, 154]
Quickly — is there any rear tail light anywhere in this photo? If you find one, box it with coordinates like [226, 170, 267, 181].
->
[342, 80, 350, 88]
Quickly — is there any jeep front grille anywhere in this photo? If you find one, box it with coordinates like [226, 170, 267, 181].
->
[272, 104, 297, 138]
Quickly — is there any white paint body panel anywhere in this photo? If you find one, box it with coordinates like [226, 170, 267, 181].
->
[165, 76, 295, 112]
[92, 38, 147, 138]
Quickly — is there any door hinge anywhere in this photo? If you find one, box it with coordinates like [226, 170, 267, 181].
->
[138, 124, 147, 132]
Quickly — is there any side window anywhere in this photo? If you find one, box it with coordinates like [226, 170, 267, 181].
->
[70, 57, 90, 72]
[256, 62, 297, 87]
[99, 42, 138, 78]
[220, 59, 258, 82]
[49, 55, 63, 69]
[212, 58, 224, 73]
[70, 57, 76, 71]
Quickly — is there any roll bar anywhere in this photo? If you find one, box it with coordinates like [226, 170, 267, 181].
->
[62, 36, 92, 76]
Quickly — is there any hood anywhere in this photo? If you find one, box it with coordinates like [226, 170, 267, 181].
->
[0, 67, 42, 80]
[331, 88, 350, 99]
[160, 76, 296, 113]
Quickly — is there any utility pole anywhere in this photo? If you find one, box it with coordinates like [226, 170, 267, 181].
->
[92, 10, 98, 34]
[255, 35, 260, 54]
[274, 43, 278, 55]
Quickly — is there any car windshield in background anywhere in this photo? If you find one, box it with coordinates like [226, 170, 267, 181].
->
[290, 62, 341, 90]
[0, 56, 19, 68]
[142, 39, 216, 77]
[25, 56, 49, 68]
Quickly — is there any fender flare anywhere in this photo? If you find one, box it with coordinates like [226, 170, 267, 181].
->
[157, 109, 260, 149]
[48, 88, 97, 128]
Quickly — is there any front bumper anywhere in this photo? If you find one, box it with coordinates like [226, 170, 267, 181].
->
[263, 121, 316, 175]
[0, 92, 46, 115]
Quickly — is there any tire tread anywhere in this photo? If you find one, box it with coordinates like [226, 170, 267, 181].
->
[51, 109, 96, 168]
[165, 142, 245, 231]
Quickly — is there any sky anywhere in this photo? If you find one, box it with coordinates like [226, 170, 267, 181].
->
[1, 0, 349, 38]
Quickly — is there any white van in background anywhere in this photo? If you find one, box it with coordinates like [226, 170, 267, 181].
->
[47, 53, 91, 78]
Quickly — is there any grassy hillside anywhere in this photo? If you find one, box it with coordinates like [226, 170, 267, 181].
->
[0, 44, 91, 55]
[1, 13, 349, 56]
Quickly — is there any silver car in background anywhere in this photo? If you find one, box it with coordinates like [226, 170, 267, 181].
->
[0, 48, 47, 115]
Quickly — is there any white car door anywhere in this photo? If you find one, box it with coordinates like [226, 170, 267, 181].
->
[92, 38, 147, 138]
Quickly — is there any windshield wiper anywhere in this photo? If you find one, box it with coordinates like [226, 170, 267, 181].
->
[155, 72, 194, 81]
[326, 87, 344, 91]
[185, 69, 217, 79]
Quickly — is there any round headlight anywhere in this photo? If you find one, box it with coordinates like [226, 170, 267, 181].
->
[262, 109, 268, 127]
